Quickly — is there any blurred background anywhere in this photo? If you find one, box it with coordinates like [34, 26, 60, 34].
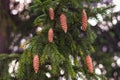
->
[0, 0, 120, 79]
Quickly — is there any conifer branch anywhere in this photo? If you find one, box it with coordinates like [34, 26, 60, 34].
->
[53, 0, 62, 28]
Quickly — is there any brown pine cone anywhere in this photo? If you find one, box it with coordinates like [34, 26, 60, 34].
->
[49, 8, 54, 20]
[48, 28, 54, 43]
[60, 13, 67, 33]
[81, 9, 88, 31]
[33, 54, 39, 73]
[85, 55, 93, 73]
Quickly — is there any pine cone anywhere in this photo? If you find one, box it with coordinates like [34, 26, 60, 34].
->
[60, 13, 67, 33]
[48, 28, 54, 42]
[85, 55, 93, 73]
[81, 9, 87, 31]
[49, 8, 54, 20]
[33, 54, 39, 73]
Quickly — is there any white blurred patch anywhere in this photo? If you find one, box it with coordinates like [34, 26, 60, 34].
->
[95, 68, 101, 75]
[13, 46, 18, 52]
[15, 62, 19, 73]
[112, 17, 117, 25]
[45, 65, 52, 70]
[111, 62, 116, 68]
[113, 56, 119, 61]
[59, 76, 66, 80]
[102, 46, 107, 52]
[26, 0, 32, 3]
[36, 27, 42, 33]
[99, 64, 104, 69]
[107, 21, 113, 28]
[45, 72, 51, 78]
[11, 9, 18, 15]
[20, 39, 26, 45]
[19, 0, 24, 4]
[97, 14, 103, 22]
[117, 41, 120, 47]
[117, 15, 120, 21]
[116, 58, 120, 67]
[88, 18, 98, 26]
[60, 69, 65, 75]
[113, 0, 120, 12]
[8, 60, 18, 77]
[15, 0, 20, 2]
[69, 55, 74, 65]
[103, 70, 107, 75]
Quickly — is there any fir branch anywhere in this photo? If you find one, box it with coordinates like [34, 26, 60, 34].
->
[53, 0, 62, 28]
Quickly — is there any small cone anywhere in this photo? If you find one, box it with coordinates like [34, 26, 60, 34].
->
[49, 8, 54, 20]
[81, 9, 88, 31]
[60, 13, 67, 33]
[33, 54, 39, 73]
[48, 28, 54, 42]
[85, 55, 93, 73]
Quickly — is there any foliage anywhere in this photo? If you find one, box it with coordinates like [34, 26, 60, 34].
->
[0, 0, 116, 80]
[0, 54, 20, 79]
[17, 0, 114, 80]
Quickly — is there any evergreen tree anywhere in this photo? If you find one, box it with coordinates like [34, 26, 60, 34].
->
[17, 0, 113, 80]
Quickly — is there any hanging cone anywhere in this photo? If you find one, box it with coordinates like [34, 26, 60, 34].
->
[33, 54, 39, 73]
[60, 13, 67, 33]
[85, 55, 93, 73]
[49, 7, 54, 20]
[48, 28, 54, 42]
[81, 9, 88, 31]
